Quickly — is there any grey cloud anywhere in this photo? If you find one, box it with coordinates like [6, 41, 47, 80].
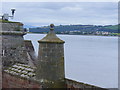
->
[2, 2, 118, 26]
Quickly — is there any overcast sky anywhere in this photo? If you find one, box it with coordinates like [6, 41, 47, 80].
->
[1, 2, 118, 27]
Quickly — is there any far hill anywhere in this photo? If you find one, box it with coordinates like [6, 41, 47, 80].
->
[29, 24, 119, 34]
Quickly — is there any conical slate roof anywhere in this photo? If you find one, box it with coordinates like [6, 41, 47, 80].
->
[38, 24, 65, 43]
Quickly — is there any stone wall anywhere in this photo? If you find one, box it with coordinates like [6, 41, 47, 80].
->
[1, 22, 29, 67]
[0, 21, 2, 89]
[37, 43, 65, 88]
[1, 22, 23, 32]
[2, 35, 28, 67]
[2, 72, 106, 89]
[24, 40, 37, 67]
[2, 72, 41, 88]
[65, 78, 106, 89]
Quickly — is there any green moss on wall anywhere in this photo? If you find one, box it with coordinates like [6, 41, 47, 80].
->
[0, 20, 23, 26]
[0, 32, 26, 35]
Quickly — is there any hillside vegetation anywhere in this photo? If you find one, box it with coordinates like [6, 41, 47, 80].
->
[29, 24, 119, 33]
[29, 24, 119, 36]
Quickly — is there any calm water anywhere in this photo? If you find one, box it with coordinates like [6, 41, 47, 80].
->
[24, 34, 118, 88]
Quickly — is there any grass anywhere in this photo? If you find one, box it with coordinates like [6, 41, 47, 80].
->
[0, 19, 23, 25]
[112, 33, 120, 36]
[105, 25, 118, 30]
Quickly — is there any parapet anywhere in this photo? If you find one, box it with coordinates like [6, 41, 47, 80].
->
[0, 20, 24, 32]
[3, 63, 107, 89]
[1, 20, 28, 67]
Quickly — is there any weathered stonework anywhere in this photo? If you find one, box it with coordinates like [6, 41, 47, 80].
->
[24, 40, 37, 67]
[1, 22, 29, 67]
[1, 22, 23, 32]
[2, 63, 107, 89]
[1, 22, 108, 89]
[0, 21, 2, 90]
[3, 72, 41, 88]
[65, 78, 105, 89]
[36, 24, 65, 88]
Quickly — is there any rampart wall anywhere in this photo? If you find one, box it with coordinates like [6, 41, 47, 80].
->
[2, 72, 105, 89]
[1, 22, 23, 32]
[1, 22, 29, 67]
[2, 72, 41, 89]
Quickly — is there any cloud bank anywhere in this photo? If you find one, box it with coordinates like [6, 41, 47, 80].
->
[2, 2, 118, 26]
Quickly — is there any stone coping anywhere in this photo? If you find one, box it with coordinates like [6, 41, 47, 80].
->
[0, 31, 26, 35]
[38, 40, 65, 44]
[38, 32, 65, 44]
[65, 78, 106, 89]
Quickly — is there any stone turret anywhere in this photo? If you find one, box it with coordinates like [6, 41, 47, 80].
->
[0, 21, 29, 67]
[36, 24, 65, 88]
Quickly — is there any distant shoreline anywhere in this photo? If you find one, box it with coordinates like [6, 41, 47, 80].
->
[26, 32, 118, 37]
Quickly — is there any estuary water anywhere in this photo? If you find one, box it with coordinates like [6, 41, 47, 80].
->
[24, 34, 118, 88]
